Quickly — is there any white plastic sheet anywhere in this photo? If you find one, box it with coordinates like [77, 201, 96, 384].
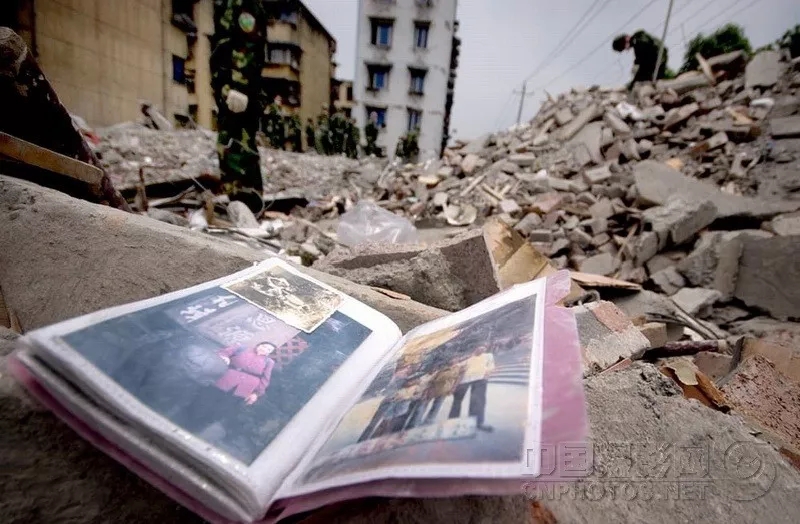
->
[337, 201, 418, 247]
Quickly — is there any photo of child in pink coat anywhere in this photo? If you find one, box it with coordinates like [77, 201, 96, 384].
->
[214, 342, 277, 405]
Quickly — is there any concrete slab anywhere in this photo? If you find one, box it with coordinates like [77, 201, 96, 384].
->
[551, 362, 800, 523]
[671, 287, 722, 317]
[745, 50, 782, 89]
[567, 122, 605, 165]
[735, 235, 800, 321]
[634, 160, 800, 219]
[771, 116, 800, 138]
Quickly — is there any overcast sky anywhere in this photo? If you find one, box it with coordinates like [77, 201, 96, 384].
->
[304, 0, 800, 140]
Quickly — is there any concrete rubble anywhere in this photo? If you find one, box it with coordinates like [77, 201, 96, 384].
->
[3, 42, 800, 524]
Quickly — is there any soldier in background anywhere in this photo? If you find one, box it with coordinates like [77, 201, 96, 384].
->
[612, 30, 669, 89]
[287, 113, 302, 152]
[364, 112, 380, 157]
[345, 118, 360, 159]
[316, 110, 331, 155]
[264, 96, 285, 149]
[211, 0, 267, 212]
[329, 110, 347, 155]
[305, 118, 316, 152]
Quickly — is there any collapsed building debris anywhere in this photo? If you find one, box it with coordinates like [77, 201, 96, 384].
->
[2, 12, 800, 519]
[3, 177, 800, 524]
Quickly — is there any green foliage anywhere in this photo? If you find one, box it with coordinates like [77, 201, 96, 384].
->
[755, 43, 776, 53]
[680, 23, 752, 73]
[396, 130, 420, 162]
[663, 66, 677, 80]
[778, 24, 800, 58]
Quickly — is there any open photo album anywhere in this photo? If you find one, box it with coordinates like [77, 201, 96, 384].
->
[11, 258, 587, 523]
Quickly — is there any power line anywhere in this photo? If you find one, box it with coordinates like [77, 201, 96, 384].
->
[493, 90, 517, 130]
[652, 0, 693, 33]
[522, 0, 612, 83]
[530, 0, 662, 92]
[676, 0, 761, 39]
[666, 0, 721, 37]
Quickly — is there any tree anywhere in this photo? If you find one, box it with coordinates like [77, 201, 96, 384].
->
[680, 23, 752, 73]
[777, 24, 800, 58]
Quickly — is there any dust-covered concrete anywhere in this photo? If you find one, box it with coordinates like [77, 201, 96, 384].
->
[548, 363, 800, 524]
[0, 176, 446, 334]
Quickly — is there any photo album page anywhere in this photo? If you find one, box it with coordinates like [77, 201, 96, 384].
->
[15, 259, 402, 521]
[284, 278, 547, 497]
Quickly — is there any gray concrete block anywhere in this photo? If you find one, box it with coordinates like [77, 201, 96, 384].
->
[633, 231, 660, 266]
[734, 235, 800, 321]
[318, 229, 502, 312]
[671, 287, 722, 317]
[634, 160, 800, 219]
[771, 212, 800, 236]
[677, 231, 744, 300]
[650, 266, 686, 296]
[583, 165, 612, 185]
[745, 50, 782, 89]
[771, 115, 800, 138]
[579, 253, 620, 276]
[589, 199, 614, 219]
[513, 212, 543, 235]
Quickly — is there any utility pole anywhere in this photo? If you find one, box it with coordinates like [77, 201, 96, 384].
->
[652, 0, 675, 83]
[513, 81, 535, 125]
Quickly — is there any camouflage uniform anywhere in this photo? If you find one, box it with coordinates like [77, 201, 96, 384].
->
[211, 0, 267, 202]
[264, 101, 285, 149]
[345, 119, 360, 159]
[316, 113, 330, 154]
[629, 30, 668, 88]
[305, 119, 316, 152]
[364, 120, 380, 157]
[329, 111, 347, 155]
[287, 114, 302, 152]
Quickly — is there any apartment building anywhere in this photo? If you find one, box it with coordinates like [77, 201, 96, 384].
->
[353, 0, 459, 157]
[262, 0, 336, 129]
[331, 78, 355, 118]
[1, 0, 216, 129]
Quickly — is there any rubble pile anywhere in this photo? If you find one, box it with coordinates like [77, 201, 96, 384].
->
[96, 122, 368, 200]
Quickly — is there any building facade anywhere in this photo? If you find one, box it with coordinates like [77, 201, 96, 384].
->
[331, 78, 355, 118]
[1, 0, 216, 129]
[262, 0, 336, 135]
[353, 0, 459, 158]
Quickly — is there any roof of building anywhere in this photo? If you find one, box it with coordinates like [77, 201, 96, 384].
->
[266, 0, 335, 46]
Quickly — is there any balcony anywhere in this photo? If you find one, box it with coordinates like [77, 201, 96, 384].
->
[262, 64, 299, 82]
[268, 21, 299, 45]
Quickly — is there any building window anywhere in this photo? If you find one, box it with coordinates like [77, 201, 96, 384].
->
[171, 0, 196, 32]
[279, 9, 298, 24]
[172, 55, 186, 84]
[414, 22, 430, 49]
[366, 106, 387, 128]
[346, 84, 353, 101]
[370, 18, 393, 47]
[407, 109, 422, 131]
[268, 46, 300, 69]
[409, 68, 426, 95]
[367, 65, 391, 91]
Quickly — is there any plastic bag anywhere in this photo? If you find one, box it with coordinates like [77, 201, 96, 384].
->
[337, 201, 418, 247]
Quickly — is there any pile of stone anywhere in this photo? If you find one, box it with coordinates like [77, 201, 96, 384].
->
[4, 174, 800, 523]
[95, 122, 370, 202]
[363, 49, 800, 318]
